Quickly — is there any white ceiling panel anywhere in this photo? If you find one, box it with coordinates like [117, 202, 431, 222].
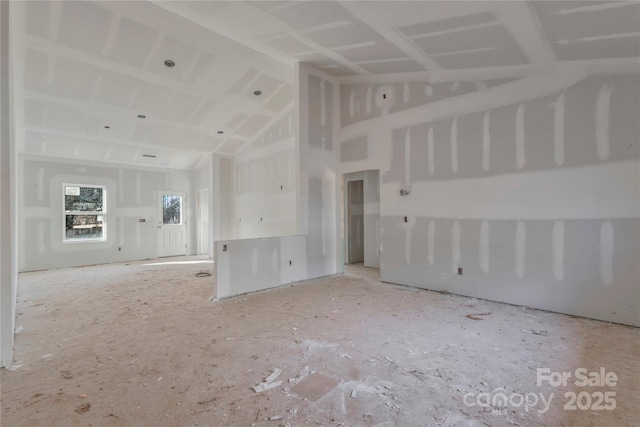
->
[12, 1, 638, 170]
[412, 24, 528, 68]
[132, 124, 153, 143]
[532, 1, 640, 40]
[107, 144, 141, 164]
[195, 135, 225, 152]
[146, 36, 199, 81]
[44, 104, 92, 134]
[57, 1, 113, 56]
[305, 22, 380, 49]
[398, 12, 497, 38]
[185, 1, 230, 17]
[263, 1, 353, 32]
[24, 99, 46, 128]
[236, 114, 271, 137]
[264, 84, 295, 111]
[160, 92, 203, 124]
[227, 113, 249, 130]
[37, 133, 81, 158]
[227, 68, 259, 95]
[95, 71, 139, 108]
[24, 131, 46, 154]
[183, 52, 216, 85]
[336, 41, 409, 63]
[532, 1, 640, 61]
[83, 116, 102, 136]
[76, 139, 112, 160]
[108, 17, 159, 69]
[218, 138, 245, 155]
[359, 59, 424, 74]
[130, 81, 171, 112]
[25, 1, 50, 39]
[262, 33, 314, 55]
[316, 66, 358, 77]
[295, 52, 340, 68]
[244, 74, 283, 102]
[188, 99, 216, 126]
[51, 57, 102, 101]
[145, 125, 204, 150]
[23, 49, 50, 92]
[561, 37, 640, 61]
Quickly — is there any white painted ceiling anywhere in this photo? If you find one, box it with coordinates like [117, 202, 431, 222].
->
[12, 1, 639, 170]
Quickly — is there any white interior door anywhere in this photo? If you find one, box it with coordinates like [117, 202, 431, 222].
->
[158, 191, 187, 257]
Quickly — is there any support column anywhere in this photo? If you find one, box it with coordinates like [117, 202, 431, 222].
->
[0, 0, 17, 368]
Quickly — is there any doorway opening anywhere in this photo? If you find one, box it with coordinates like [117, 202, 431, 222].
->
[342, 170, 380, 277]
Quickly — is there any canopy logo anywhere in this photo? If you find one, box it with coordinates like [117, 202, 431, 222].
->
[463, 367, 617, 416]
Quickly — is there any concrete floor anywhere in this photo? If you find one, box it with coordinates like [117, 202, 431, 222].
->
[1, 256, 638, 426]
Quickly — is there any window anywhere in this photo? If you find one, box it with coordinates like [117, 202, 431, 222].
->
[162, 195, 182, 225]
[63, 184, 106, 242]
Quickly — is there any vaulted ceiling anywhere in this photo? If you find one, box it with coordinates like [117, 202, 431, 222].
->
[12, 1, 639, 169]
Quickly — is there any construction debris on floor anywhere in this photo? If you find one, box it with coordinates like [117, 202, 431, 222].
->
[1, 257, 638, 426]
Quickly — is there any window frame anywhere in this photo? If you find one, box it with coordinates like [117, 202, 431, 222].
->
[62, 183, 107, 243]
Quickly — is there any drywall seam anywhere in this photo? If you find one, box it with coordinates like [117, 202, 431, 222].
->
[337, 58, 639, 85]
[452, 221, 461, 274]
[341, 68, 586, 141]
[600, 221, 614, 287]
[450, 118, 458, 174]
[427, 219, 434, 266]
[595, 83, 612, 161]
[515, 221, 526, 279]
[427, 126, 435, 175]
[480, 220, 490, 273]
[515, 103, 526, 169]
[404, 128, 411, 188]
[553, 92, 565, 167]
[380, 159, 640, 220]
[552, 220, 564, 281]
[482, 112, 490, 171]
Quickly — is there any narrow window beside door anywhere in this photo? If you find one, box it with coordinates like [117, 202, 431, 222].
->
[63, 184, 106, 242]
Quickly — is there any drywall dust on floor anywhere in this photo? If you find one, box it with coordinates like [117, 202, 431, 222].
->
[1, 257, 639, 426]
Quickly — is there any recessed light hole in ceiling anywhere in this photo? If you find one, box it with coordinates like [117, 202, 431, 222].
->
[137, 114, 146, 119]
[164, 59, 175, 68]
[253, 90, 262, 96]
[217, 130, 224, 134]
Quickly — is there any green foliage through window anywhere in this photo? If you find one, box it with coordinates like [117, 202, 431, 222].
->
[64, 185, 106, 241]
[163, 195, 182, 225]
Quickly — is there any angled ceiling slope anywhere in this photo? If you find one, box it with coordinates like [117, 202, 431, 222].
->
[13, 1, 640, 169]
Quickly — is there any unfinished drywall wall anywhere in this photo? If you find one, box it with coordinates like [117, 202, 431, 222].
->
[343, 170, 380, 268]
[213, 64, 341, 299]
[340, 79, 515, 128]
[339, 71, 640, 326]
[193, 153, 234, 257]
[216, 156, 234, 241]
[297, 63, 342, 279]
[234, 108, 296, 239]
[0, 0, 18, 368]
[19, 156, 197, 271]
[214, 235, 307, 299]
